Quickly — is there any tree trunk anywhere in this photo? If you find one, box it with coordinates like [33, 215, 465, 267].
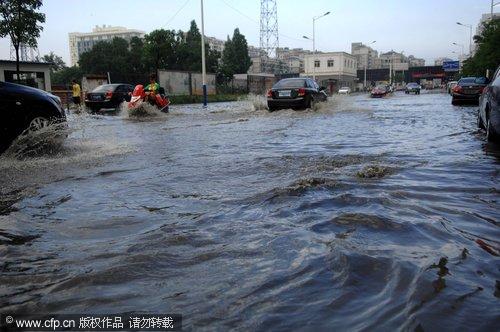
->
[15, 45, 20, 84]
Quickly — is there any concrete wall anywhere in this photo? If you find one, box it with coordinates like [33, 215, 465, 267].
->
[158, 70, 216, 96]
[190, 73, 216, 95]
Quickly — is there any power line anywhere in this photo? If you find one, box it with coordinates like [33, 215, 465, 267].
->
[162, 0, 192, 28]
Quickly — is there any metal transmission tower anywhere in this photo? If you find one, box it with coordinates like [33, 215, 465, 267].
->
[10, 42, 40, 62]
[260, 0, 279, 60]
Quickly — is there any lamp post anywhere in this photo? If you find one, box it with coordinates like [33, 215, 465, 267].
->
[200, 0, 207, 107]
[492, 1, 500, 20]
[456, 22, 473, 56]
[363, 41, 376, 90]
[452, 42, 465, 59]
[303, 11, 330, 81]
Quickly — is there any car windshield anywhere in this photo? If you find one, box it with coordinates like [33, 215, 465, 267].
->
[459, 78, 476, 84]
[407, 83, 419, 87]
[475, 77, 488, 84]
[273, 79, 306, 89]
[92, 85, 117, 93]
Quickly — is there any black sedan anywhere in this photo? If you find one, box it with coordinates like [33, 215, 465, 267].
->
[451, 77, 489, 105]
[267, 78, 328, 111]
[85, 84, 134, 113]
[478, 66, 500, 142]
[0, 81, 66, 154]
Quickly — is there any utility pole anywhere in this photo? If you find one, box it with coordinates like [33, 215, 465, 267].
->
[200, 0, 207, 107]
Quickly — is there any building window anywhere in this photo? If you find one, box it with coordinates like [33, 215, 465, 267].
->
[327, 60, 334, 67]
[314, 60, 320, 68]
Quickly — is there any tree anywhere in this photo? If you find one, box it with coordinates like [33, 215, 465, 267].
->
[142, 29, 179, 73]
[462, 18, 500, 77]
[0, 0, 45, 80]
[42, 51, 66, 72]
[220, 28, 252, 81]
[79, 37, 133, 82]
[51, 66, 83, 85]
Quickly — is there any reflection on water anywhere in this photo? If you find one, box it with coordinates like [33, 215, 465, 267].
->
[0, 93, 499, 330]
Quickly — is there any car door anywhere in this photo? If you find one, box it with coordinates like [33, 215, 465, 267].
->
[0, 83, 25, 151]
[490, 67, 500, 113]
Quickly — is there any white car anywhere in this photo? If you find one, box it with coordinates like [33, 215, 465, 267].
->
[338, 87, 351, 94]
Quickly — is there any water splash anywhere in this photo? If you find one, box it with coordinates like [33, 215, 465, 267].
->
[246, 94, 268, 111]
[3, 122, 71, 160]
[120, 101, 167, 119]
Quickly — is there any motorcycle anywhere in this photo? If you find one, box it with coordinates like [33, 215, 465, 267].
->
[128, 85, 170, 113]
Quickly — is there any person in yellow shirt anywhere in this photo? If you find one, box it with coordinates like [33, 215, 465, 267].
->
[72, 79, 81, 111]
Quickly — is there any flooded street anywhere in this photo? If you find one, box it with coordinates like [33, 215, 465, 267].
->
[1, 92, 499, 330]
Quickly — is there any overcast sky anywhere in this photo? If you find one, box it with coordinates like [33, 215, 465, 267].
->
[0, 0, 496, 65]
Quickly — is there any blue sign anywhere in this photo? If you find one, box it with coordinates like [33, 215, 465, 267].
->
[443, 61, 460, 72]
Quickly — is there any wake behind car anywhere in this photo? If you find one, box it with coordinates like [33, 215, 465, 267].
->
[451, 77, 489, 105]
[405, 83, 421, 94]
[370, 85, 388, 98]
[85, 84, 134, 113]
[478, 65, 500, 142]
[0, 81, 66, 154]
[267, 78, 328, 111]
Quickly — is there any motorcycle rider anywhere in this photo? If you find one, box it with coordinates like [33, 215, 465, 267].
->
[144, 74, 160, 105]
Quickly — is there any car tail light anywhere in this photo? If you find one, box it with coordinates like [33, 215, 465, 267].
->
[267, 89, 273, 98]
[480, 86, 487, 94]
[297, 88, 306, 96]
[452, 85, 462, 93]
[105, 91, 113, 100]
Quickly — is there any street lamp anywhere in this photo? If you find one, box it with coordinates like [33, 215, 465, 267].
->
[307, 11, 330, 81]
[456, 22, 473, 56]
[200, 0, 207, 107]
[452, 42, 465, 58]
[492, 0, 500, 20]
[363, 40, 376, 90]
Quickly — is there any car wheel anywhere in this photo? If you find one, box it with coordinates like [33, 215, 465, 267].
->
[477, 111, 485, 129]
[268, 106, 276, 112]
[28, 116, 50, 133]
[486, 117, 497, 142]
[452, 99, 458, 106]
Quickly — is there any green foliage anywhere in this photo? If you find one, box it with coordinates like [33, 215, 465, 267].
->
[0, 0, 46, 75]
[142, 29, 180, 72]
[75, 22, 246, 88]
[462, 18, 500, 77]
[41, 51, 66, 72]
[219, 28, 252, 81]
[79, 37, 137, 83]
[51, 66, 84, 85]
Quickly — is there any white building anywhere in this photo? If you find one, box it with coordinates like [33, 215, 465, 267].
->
[205, 36, 226, 54]
[69, 25, 145, 66]
[302, 52, 357, 93]
[0, 60, 52, 91]
[351, 42, 378, 70]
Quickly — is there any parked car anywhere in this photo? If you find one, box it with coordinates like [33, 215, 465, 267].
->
[451, 77, 489, 105]
[405, 83, 421, 95]
[478, 66, 500, 142]
[370, 85, 388, 98]
[447, 81, 458, 95]
[338, 87, 351, 94]
[267, 78, 328, 111]
[0, 81, 66, 154]
[85, 84, 134, 112]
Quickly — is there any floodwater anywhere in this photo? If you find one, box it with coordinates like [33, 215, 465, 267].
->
[1, 92, 499, 331]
